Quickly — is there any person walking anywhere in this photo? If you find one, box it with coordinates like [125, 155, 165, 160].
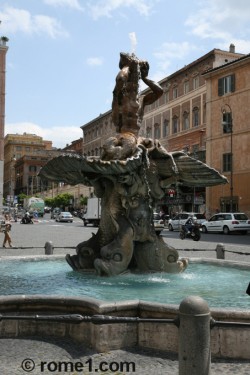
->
[2, 214, 13, 248]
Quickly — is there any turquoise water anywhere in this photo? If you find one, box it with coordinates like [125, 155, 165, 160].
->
[0, 259, 249, 309]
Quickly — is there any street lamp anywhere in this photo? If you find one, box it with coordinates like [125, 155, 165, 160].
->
[221, 104, 233, 212]
[9, 155, 16, 205]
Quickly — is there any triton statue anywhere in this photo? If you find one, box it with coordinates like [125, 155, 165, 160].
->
[39, 53, 227, 276]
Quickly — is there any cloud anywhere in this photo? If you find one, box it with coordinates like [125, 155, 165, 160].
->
[0, 6, 68, 38]
[153, 41, 198, 76]
[185, 0, 250, 53]
[88, 0, 153, 20]
[43, 0, 84, 11]
[5, 122, 83, 149]
[86, 57, 104, 66]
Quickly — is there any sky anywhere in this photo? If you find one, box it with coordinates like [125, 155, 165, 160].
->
[1, 0, 250, 148]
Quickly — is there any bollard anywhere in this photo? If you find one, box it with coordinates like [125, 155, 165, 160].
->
[216, 243, 225, 259]
[45, 241, 54, 255]
[179, 296, 211, 375]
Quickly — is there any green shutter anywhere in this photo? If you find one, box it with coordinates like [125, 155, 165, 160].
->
[218, 78, 223, 96]
[231, 74, 235, 92]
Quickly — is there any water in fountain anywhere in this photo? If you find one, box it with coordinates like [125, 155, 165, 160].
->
[0, 259, 249, 309]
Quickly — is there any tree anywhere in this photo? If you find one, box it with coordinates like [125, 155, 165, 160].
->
[44, 197, 55, 208]
[18, 193, 28, 206]
[54, 193, 74, 209]
[80, 196, 88, 206]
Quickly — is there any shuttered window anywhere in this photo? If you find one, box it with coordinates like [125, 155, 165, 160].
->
[218, 74, 235, 96]
[223, 153, 232, 172]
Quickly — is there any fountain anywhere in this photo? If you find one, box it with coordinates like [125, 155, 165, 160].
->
[1, 53, 247, 361]
[39, 52, 227, 276]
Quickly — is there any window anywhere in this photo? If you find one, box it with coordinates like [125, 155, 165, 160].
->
[193, 76, 199, 90]
[172, 116, 179, 134]
[163, 119, 169, 137]
[193, 107, 199, 127]
[29, 165, 37, 172]
[184, 81, 189, 94]
[183, 112, 189, 130]
[15, 146, 22, 151]
[223, 153, 232, 172]
[164, 91, 169, 103]
[218, 74, 235, 96]
[146, 127, 152, 138]
[222, 112, 233, 133]
[154, 124, 160, 139]
[173, 87, 178, 99]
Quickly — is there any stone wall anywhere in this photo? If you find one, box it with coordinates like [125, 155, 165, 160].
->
[0, 295, 249, 359]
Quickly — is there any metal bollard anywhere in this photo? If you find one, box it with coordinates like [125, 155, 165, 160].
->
[216, 243, 225, 259]
[45, 241, 54, 255]
[179, 296, 211, 375]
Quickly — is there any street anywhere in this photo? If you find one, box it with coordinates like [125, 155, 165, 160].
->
[1, 213, 249, 263]
[163, 227, 250, 247]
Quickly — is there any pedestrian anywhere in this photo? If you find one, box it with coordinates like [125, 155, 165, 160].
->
[2, 214, 13, 248]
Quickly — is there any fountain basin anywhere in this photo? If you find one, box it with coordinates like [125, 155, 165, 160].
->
[0, 256, 249, 310]
[0, 256, 249, 359]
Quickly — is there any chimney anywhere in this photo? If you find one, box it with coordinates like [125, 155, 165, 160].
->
[229, 43, 235, 53]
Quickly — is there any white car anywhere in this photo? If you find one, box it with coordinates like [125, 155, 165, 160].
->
[168, 212, 206, 231]
[56, 212, 73, 223]
[153, 213, 165, 233]
[201, 213, 250, 234]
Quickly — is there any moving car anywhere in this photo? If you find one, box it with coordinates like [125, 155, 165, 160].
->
[153, 213, 165, 233]
[201, 212, 250, 234]
[55, 212, 73, 223]
[168, 212, 206, 231]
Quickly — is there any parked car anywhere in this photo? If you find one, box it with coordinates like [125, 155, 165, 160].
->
[201, 213, 250, 234]
[168, 212, 206, 231]
[153, 213, 165, 233]
[51, 208, 61, 219]
[56, 211, 73, 223]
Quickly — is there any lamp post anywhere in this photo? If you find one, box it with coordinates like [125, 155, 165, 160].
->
[221, 104, 233, 212]
[9, 155, 16, 205]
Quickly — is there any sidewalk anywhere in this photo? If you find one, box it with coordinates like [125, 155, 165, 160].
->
[0, 336, 249, 374]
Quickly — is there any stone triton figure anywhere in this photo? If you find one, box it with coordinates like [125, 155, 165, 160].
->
[39, 53, 228, 276]
[112, 52, 163, 136]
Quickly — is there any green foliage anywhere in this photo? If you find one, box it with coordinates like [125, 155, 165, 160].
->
[80, 196, 88, 206]
[53, 193, 74, 209]
[44, 197, 55, 207]
[18, 193, 28, 204]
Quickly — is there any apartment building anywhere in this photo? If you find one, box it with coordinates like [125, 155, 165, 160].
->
[203, 53, 250, 216]
[81, 112, 114, 157]
[63, 137, 83, 154]
[3, 133, 53, 200]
